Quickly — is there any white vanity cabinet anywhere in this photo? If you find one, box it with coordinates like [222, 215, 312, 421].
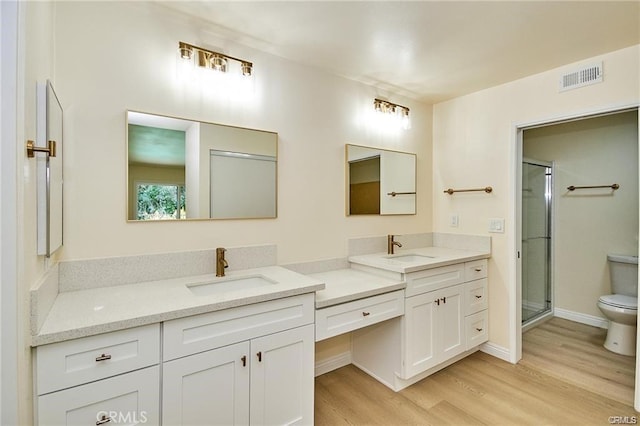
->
[162, 293, 315, 426]
[402, 283, 465, 378]
[34, 324, 161, 426]
[351, 258, 489, 391]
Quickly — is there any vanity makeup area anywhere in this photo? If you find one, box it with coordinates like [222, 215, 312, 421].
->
[30, 107, 490, 425]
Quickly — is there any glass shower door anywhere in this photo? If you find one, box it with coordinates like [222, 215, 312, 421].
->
[522, 161, 552, 323]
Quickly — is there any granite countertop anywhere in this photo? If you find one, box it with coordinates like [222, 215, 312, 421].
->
[33, 266, 324, 347]
[310, 269, 406, 309]
[348, 246, 490, 274]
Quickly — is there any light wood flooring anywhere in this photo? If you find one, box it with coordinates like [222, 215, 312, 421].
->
[315, 318, 637, 425]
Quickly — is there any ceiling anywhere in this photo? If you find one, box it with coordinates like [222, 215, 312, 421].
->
[158, 1, 640, 104]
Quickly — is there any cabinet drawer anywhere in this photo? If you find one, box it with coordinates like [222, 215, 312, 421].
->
[405, 264, 465, 297]
[465, 278, 488, 315]
[315, 291, 404, 341]
[465, 259, 488, 282]
[36, 324, 160, 395]
[163, 293, 314, 361]
[37, 366, 159, 426]
[465, 310, 489, 350]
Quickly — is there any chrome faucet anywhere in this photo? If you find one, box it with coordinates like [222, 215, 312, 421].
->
[387, 234, 402, 255]
[216, 247, 229, 277]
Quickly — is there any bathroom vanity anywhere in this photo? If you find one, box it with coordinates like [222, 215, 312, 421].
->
[31, 265, 323, 425]
[314, 246, 490, 391]
[30, 237, 490, 424]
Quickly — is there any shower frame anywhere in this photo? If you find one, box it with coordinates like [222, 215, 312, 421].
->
[521, 158, 554, 331]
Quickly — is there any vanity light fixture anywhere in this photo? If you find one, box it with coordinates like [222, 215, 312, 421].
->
[373, 98, 410, 130]
[178, 41, 252, 77]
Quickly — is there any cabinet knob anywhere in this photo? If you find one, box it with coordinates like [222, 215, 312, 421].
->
[241, 355, 247, 367]
[362, 311, 370, 317]
[96, 415, 112, 425]
[257, 351, 262, 362]
[95, 353, 112, 362]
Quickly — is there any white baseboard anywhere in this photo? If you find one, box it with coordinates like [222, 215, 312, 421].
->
[480, 341, 511, 362]
[315, 351, 352, 377]
[554, 307, 608, 329]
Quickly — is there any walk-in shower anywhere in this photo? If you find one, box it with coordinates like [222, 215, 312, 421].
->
[522, 159, 553, 324]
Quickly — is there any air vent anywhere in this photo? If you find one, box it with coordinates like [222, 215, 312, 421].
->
[560, 62, 603, 92]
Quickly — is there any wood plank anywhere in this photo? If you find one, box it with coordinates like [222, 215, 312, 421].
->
[315, 317, 637, 425]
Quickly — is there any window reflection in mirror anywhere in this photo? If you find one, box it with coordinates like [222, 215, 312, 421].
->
[346, 144, 416, 215]
[127, 111, 277, 221]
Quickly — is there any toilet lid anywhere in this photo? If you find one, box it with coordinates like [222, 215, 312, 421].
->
[599, 294, 638, 309]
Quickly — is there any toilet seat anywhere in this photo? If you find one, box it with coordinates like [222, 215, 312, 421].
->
[599, 294, 638, 310]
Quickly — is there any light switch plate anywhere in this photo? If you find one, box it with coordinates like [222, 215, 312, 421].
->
[450, 214, 459, 228]
[488, 218, 505, 233]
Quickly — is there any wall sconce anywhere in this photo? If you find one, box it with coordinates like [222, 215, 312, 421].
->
[374, 98, 410, 130]
[178, 41, 253, 76]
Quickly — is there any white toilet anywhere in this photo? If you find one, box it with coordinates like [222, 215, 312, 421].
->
[597, 254, 638, 356]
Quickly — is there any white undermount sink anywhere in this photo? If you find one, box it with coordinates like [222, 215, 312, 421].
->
[385, 254, 435, 262]
[187, 275, 277, 296]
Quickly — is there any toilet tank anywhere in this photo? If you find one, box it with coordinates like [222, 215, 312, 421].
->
[608, 254, 639, 297]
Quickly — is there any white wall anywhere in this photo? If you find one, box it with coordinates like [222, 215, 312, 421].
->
[433, 45, 640, 356]
[53, 1, 433, 264]
[14, 1, 57, 424]
[524, 111, 639, 319]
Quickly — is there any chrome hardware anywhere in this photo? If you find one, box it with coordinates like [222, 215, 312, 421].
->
[387, 234, 403, 255]
[27, 139, 57, 158]
[95, 353, 112, 362]
[216, 247, 229, 277]
[362, 311, 370, 317]
[241, 355, 247, 367]
[257, 351, 262, 362]
[96, 415, 112, 425]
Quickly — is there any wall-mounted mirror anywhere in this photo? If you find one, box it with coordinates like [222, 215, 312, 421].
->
[346, 144, 416, 215]
[36, 80, 63, 256]
[127, 111, 277, 221]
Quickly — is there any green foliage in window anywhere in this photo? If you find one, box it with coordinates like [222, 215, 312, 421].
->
[137, 184, 185, 220]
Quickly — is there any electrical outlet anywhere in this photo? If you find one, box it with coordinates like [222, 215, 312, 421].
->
[488, 218, 505, 233]
[450, 214, 459, 228]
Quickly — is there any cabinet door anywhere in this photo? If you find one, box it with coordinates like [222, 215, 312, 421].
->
[250, 325, 314, 426]
[37, 366, 159, 426]
[163, 342, 250, 426]
[402, 292, 437, 378]
[437, 284, 465, 360]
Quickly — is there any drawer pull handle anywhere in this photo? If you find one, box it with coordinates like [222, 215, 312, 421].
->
[96, 415, 112, 425]
[435, 299, 440, 306]
[476, 327, 483, 332]
[475, 295, 482, 299]
[95, 353, 112, 362]
[362, 311, 370, 317]
[474, 268, 482, 272]
[241, 355, 247, 367]
[442, 297, 446, 304]
[257, 351, 262, 362]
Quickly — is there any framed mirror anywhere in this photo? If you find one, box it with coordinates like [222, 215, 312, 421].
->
[346, 144, 416, 215]
[127, 111, 277, 221]
[36, 80, 63, 256]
